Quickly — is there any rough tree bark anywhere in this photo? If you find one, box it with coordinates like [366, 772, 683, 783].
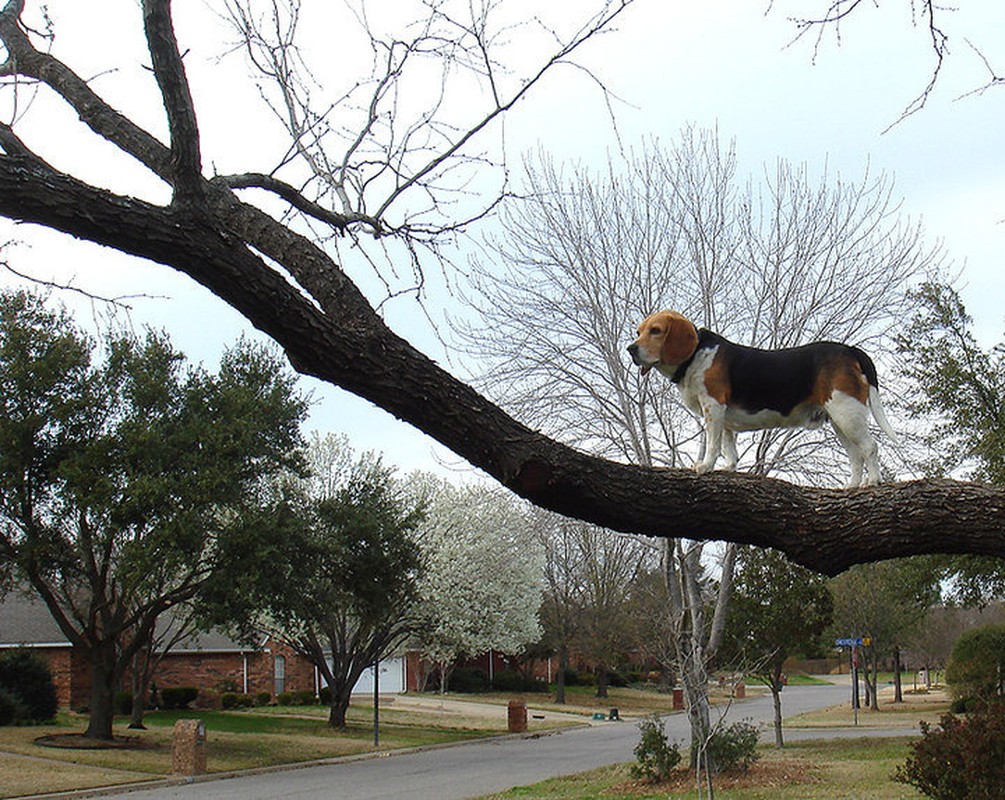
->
[1, 0, 1003, 576]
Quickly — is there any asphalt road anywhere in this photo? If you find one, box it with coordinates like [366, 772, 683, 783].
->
[82, 683, 904, 800]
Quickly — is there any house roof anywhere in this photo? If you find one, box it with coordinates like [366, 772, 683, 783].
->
[0, 590, 261, 653]
[0, 591, 67, 647]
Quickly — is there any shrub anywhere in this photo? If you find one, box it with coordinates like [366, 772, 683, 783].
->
[114, 690, 133, 716]
[318, 686, 332, 705]
[608, 670, 629, 688]
[276, 691, 294, 706]
[293, 689, 317, 706]
[0, 688, 21, 726]
[256, 691, 273, 706]
[561, 668, 596, 687]
[705, 720, 760, 774]
[0, 649, 58, 722]
[448, 667, 488, 694]
[490, 670, 525, 692]
[631, 714, 682, 783]
[197, 689, 220, 710]
[949, 696, 978, 714]
[945, 624, 1005, 702]
[221, 693, 254, 710]
[160, 686, 198, 710]
[489, 670, 549, 693]
[894, 702, 1005, 800]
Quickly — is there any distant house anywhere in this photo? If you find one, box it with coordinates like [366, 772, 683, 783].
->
[0, 591, 419, 709]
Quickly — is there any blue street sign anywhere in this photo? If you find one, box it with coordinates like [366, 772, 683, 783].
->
[835, 637, 864, 647]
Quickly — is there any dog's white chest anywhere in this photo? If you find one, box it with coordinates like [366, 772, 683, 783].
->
[661, 346, 717, 418]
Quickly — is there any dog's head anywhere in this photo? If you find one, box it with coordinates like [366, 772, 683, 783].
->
[627, 310, 699, 375]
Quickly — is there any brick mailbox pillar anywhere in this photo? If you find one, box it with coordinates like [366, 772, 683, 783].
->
[507, 700, 528, 733]
[733, 681, 746, 699]
[672, 688, 685, 710]
[172, 719, 207, 776]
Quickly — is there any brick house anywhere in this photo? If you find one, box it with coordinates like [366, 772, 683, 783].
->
[0, 591, 418, 709]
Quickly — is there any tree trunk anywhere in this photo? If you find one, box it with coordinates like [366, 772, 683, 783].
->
[893, 646, 904, 704]
[864, 651, 879, 711]
[84, 648, 119, 740]
[554, 647, 568, 705]
[771, 663, 785, 748]
[685, 667, 713, 771]
[128, 663, 147, 729]
[595, 666, 609, 699]
[328, 691, 351, 728]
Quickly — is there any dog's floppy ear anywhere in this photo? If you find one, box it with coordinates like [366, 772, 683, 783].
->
[660, 312, 699, 366]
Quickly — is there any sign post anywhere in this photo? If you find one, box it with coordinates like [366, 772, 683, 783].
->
[373, 655, 380, 747]
[835, 637, 864, 726]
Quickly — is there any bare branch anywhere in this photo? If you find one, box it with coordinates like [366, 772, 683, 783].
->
[957, 37, 1005, 100]
[0, 257, 156, 311]
[782, 0, 957, 130]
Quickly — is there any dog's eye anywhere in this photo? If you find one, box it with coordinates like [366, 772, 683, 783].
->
[649, 326, 662, 336]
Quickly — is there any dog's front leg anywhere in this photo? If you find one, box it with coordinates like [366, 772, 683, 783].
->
[721, 430, 738, 471]
[695, 403, 725, 474]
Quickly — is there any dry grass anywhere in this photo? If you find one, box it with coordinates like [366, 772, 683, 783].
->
[0, 750, 157, 798]
[482, 738, 924, 799]
[465, 682, 758, 719]
[785, 686, 950, 731]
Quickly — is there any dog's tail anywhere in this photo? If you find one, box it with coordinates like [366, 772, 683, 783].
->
[868, 386, 900, 446]
[853, 347, 900, 446]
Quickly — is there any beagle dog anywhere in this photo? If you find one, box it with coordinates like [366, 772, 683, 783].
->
[627, 310, 898, 487]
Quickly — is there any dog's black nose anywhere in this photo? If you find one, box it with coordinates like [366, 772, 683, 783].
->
[627, 343, 638, 356]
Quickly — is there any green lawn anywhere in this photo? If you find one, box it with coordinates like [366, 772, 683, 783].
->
[747, 673, 833, 687]
[0, 706, 497, 797]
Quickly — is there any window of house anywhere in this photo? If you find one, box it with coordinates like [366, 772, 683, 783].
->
[274, 655, 286, 696]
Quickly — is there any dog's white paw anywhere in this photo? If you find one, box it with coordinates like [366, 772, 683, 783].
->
[694, 461, 715, 475]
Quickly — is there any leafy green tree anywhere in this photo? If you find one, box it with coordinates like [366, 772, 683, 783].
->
[721, 547, 832, 747]
[897, 281, 1005, 603]
[0, 290, 307, 739]
[258, 442, 427, 728]
[898, 281, 1005, 483]
[829, 558, 940, 710]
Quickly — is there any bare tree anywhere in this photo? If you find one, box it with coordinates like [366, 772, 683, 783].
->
[532, 509, 587, 705]
[459, 127, 941, 779]
[1, 1, 1004, 576]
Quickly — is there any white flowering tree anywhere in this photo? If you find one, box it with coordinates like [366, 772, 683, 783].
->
[414, 480, 544, 691]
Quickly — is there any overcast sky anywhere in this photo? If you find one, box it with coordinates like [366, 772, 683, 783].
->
[1, 0, 1002, 476]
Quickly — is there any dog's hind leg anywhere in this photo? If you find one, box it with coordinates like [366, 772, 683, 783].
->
[826, 393, 879, 487]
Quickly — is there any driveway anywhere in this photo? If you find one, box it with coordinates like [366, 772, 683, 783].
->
[68, 683, 898, 800]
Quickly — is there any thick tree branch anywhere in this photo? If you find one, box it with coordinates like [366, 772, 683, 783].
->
[218, 172, 381, 235]
[0, 1, 171, 178]
[142, 0, 203, 201]
[2, 0, 1003, 576]
[2, 152, 1005, 576]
